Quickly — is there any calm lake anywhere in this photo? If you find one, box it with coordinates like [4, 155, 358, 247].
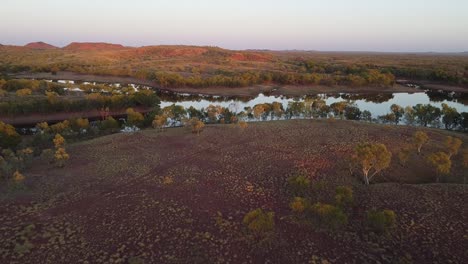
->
[157, 91, 468, 118]
[54, 80, 468, 118]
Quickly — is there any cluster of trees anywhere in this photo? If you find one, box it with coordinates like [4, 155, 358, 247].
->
[286, 177, 394, 234]
[0, 120, 73, 188]
[0, 88, 160, 116]
[133, 68, 396, 88]
[352, 132, 466, 184]
[146, 101, 468, 132]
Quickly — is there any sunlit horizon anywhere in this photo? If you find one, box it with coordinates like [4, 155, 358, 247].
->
[1, 0, 468, 52]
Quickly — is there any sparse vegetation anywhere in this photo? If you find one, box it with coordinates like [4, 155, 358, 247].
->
[366, 209, 397, 234]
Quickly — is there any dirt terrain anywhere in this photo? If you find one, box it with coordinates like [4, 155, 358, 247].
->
[1, 120, 467, 263]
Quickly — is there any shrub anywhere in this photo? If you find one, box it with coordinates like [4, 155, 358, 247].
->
[126, 108, 144, 127]
[287, 174, 310, 196]
[53, 134, 65, 148]
[238, 121, 248, 129]
[290, 197, 309, 214]
[99, 116, 120, 132]
[54, 147, 69, 168]
[40, 149, 54, 164]
[0, 121, 21, 149]
[243, 208, 275, 237]
[12, 170, 25, 184]
[152, 115, 168, 132]
[50, 120, 70, 134]
[309, 203, 348, 230]
[16, 88, 32, 96]
[190, 117, 205, 135]
[335, 186, 353, 207]
[367, 209, 396, 234]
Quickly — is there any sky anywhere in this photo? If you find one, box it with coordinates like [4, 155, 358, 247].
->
[1, 0, 467, 52]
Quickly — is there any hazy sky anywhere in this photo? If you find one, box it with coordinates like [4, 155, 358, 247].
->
[1, 0, 467, 51]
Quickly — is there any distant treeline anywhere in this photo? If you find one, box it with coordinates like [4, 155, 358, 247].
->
[0, 79, 160, 115]
[1, 64, 396, 88]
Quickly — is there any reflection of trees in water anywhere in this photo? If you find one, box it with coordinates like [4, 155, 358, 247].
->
[156, 91, 255, 103]
[340, 93, 394, 103]
[426, 90, 454, 103]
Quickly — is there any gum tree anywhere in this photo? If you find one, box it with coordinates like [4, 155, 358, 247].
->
[352, 143, 392, 185]
[413, 131, 429, 154]
[427, 152, 451, 183]
[444, 136, 462, 159]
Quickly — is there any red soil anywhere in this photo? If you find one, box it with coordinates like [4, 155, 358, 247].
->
[63, 42, 127, 51]
[0, 120, 466, 263]
[24, 42, 58, 50]
[230, 52, 273, 62]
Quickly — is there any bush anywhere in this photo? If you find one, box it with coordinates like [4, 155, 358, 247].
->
[309, 203, 348, 230]
[0, 121, 21, 149]
[335, 186, 353, 207]
[243, 208, 275, 237]
[40, 149, 54, 164]
[99, 116, 120, 132]
[190, 118, 205, 135]
[290, 197, 309, 214]
[287, 175, 310, 196]
[367, 209, 396, 233]
[16, 88, 32, 96]
[238, 121, 248, 129]
[126, 108, 144, 127]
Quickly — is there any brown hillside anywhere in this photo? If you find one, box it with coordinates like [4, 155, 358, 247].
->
[230, 52, 273, 62]
[24, 41, 58, 49]
[130, 45, 210, 57]
[63, 42, 128, 51]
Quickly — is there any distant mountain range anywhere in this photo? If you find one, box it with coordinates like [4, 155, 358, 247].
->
[1, 41, 464, 54]
[63, 42, 126, 51]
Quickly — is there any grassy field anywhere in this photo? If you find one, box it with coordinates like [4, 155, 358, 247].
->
[1, 120, 467, 263]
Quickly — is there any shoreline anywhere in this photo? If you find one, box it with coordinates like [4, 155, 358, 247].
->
[12, 71, 459, 97]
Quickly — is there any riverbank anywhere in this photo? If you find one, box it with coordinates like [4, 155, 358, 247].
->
[12, 71, 437, 97]
[1, 107, 152, 127]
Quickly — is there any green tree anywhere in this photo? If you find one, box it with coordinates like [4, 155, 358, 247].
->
[413, 131, 429, 154]
[190, 117, 205, 135]
[162, 104, 187, 122]
[361, 110, 372, 122]
[427, 152, 451, 182]
[441, 103, 461, 130]
[390, 104, 404, 124]
[126, 108, 144, 127]
[0, 121, 21, 149]
[330, 101, 348, 119]
[444, 136, 462, 159]
[344, 105, 361, 120]
[413, 104, 441, 127]
[352, 143, 392, 185]
[404, 106, 416, 125]
[152, 115, 168, 132]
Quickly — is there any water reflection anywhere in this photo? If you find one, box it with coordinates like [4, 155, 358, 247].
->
[158, 91, 468, 117]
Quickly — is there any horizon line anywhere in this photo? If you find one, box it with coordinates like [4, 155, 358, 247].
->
[1, 41, 467, 54]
